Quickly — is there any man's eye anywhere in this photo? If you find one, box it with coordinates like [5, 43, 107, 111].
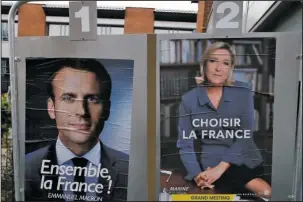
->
[62, 95, 73, 101]
[208, 59, 216, 63]
[87, 96, 100, 103]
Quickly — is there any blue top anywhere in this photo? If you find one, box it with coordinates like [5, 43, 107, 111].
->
[176, 81, 263, 181]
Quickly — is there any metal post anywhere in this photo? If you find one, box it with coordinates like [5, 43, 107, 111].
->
[8, 1, 31, 201]
[293, 50, 302, 201]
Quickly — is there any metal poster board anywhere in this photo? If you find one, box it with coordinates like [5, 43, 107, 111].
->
[8, 1, 157, 201]
[14, 33, 156, 202]
[293, 45, 302, 201]
[154, 2, 302, 201]
[156, 32, 302, 201]
[6, 1, 302, 202]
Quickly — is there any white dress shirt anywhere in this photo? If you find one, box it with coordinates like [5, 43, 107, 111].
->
[55, 138, 101, 201]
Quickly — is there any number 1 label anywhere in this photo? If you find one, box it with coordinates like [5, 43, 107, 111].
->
[69, 1, 97, 41]
[74, 6, 90, 32]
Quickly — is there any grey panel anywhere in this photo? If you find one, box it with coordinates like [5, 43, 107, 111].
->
[156, 32, 302, 201]
[271, 32, 302, 201]
[15, 35, 149, 201]
[156, 32, 279, 40]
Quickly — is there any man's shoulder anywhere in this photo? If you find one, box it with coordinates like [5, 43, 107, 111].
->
[26, 145, 50, 164]
[25, 145, 51, 180]
[103, 145, 129, 161]
[102, 144, 129, 167]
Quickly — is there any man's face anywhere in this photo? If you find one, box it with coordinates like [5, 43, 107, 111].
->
[47, 67, 105, 145]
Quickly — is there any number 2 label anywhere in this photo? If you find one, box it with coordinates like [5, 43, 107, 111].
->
[215, 2, 241, 29]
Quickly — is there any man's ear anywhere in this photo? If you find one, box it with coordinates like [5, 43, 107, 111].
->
[47, 98, 56, 119]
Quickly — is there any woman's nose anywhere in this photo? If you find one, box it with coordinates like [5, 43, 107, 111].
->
[215, 62, 222, 71]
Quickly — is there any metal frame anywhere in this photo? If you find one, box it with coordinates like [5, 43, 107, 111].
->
[156, 32, 302, 201]
[8, 1, 151, 201]
[13, 37, 152, 201]
[293, 46, 302, 201]
[7, 1, 302, 201]
[14, 35, 152, 202]
[8, 1, 30, 201]
[16, 35, 155, 201]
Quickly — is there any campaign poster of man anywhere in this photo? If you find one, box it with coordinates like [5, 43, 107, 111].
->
[25, 58, 134, 201]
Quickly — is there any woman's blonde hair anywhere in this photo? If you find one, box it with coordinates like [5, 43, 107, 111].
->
[195, 41, 236, 86]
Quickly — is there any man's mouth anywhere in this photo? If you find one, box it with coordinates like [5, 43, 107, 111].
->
[69, 124, 91, 130]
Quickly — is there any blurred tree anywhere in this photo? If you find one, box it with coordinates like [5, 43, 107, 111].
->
[1, 93, 14, 201]
[1, 93, 11, 142]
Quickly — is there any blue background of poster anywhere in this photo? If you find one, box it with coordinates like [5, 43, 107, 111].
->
[98, 59, 134, 155]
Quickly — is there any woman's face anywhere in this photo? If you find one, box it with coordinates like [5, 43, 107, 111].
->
[204, 48, 233, 86]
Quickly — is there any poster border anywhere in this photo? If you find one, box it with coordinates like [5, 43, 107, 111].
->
[14, 34, 152, 201]
[156, 32, 302, 201]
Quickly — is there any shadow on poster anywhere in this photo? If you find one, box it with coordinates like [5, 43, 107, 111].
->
[25, 58, 134, 201]
[159, 37, 276, 201]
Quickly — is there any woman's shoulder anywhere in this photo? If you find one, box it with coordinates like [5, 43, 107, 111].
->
[180, 87, 205, 108]
[232, 80, 251, 88]
[229, 80, 252, 93]
[181, 87, 200, 101]
[224, 81, 254, 104]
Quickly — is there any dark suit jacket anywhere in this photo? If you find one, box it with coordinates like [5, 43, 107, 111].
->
[25, 141, 129, 201]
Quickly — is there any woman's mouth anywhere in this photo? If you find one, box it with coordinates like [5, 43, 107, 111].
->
[213, 74, 222, 78]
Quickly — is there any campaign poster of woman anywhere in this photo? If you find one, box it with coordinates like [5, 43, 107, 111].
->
[159, 38, 276, 201]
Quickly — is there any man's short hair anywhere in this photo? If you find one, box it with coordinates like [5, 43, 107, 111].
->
[46, 58, 112, 103]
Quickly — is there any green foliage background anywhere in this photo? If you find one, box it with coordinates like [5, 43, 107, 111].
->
[1, 93, 14, 201]
[1, 93, 12, 140]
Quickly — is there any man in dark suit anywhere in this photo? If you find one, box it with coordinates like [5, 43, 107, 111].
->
[25, 58, 129, 201]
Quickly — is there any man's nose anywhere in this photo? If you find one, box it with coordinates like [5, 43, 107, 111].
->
[75, 99, 86, 116]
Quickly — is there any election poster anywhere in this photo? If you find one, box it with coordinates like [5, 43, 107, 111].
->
[159, 37, 276, 201]
[25, 58, 133, 201]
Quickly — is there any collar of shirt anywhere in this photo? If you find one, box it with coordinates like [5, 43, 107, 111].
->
[55, 138, 101, 167]
[197, 85, 232, 106]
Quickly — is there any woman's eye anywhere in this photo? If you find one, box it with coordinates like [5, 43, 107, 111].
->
[224, 62, 230, 66]
[209, 59, 216, 63]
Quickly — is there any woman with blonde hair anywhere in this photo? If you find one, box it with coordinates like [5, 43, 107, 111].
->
[177, 41, 272, 198]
